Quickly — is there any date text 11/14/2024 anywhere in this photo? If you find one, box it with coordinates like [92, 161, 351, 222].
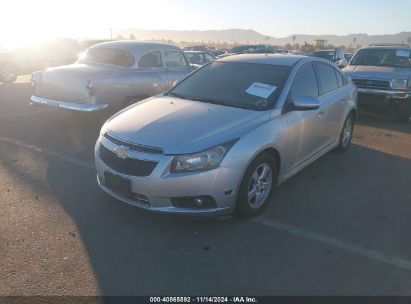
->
[149, 297, 258, 303]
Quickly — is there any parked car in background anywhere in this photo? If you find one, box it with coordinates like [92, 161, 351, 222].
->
[185, 51, 216, 68]
[229, 44, 266, 54]
[0, 38, 81, 84]
[344, 52, 354, 62]
[343, 44, 411, 122]
[31, 41, 192, 112]
[311, 49, 347, 68]
[95, 54, 357, 217]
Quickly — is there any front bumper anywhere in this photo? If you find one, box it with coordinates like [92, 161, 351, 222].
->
[30, 95, 109, 112]
[94, 135, 241, 216]
[357, 88, 410, 99]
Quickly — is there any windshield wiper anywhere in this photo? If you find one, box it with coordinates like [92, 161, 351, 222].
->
[165, 92, 189, 99]
[188, 97, 235, 107]
[243, 99, 269, 110]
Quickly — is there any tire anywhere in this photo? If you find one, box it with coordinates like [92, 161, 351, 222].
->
[236, 153, 278, 217]
[335, 113, 355, 153]
[395, 102, 411, 123]
[0, 65, 17, 84]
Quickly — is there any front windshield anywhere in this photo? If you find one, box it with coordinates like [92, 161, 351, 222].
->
[312, 51, 335, 61]
[350, 48, 411, 68]
[166, 61, 291, 110]
[78, 47, 135, 67]
[186, 53, 206, 65]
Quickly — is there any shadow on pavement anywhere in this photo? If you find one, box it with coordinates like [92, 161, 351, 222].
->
[2, 141, 411, 295]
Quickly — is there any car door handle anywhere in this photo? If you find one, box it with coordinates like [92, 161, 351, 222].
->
[318, 111, 325, 118]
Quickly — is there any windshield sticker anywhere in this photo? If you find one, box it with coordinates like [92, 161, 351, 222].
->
[396, 50, 410, 58]
[246, 82, 277, 99]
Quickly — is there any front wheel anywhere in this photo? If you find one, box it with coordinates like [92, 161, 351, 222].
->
[236, 153, 277, 217]
[335, 113, 355, 153]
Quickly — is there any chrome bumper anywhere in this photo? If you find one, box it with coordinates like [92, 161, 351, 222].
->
[357, 88, 410, 99]
[30, 95, 109, 112]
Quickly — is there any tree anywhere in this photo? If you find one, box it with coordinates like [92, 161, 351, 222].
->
[129, 33, 136, 40]
[292, 35, 296, 48]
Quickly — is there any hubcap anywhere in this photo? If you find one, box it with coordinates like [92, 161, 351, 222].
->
[247, 163, 273, 209]
[342, 117, 353, 147]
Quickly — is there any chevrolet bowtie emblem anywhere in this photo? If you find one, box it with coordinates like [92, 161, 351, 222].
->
[113, 146, 129, 159]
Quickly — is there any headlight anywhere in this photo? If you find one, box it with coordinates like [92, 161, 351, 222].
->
[391, 79, 407, 90]
[171, 140, 238, 173]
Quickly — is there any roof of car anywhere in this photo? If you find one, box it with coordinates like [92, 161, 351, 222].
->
[218, 54, 308, 66]
[364, 45, 411, 50]
[90, 41, 180, 54]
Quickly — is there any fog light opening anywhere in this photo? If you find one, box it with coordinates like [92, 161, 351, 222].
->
[194, 199, 204, 207]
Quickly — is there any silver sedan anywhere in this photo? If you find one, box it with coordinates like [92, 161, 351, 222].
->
[95, 54, 358, 217]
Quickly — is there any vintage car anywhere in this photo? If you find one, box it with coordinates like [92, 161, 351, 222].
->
[343, 44, 411, 122]
[0, 38, 81, 84]
[31, 41, 192, 112]
[185, 51, 216, 69]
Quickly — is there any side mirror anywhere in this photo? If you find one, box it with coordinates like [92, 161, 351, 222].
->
[291, 96, 320, 111]
[336, 58, 347, 68]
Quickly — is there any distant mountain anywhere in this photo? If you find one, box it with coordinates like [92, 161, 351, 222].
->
[114, 29, 411, 47]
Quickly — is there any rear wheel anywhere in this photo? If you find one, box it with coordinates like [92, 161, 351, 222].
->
[335, 113, 355, 153]
[236, 153, 277, 217]
[0, 65, 17, 84]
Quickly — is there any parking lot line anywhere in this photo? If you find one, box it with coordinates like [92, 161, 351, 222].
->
[0, 136, 94, 170]
[0, 109, 53, 119]
[1, 135, 411, 273]
[252, 217, 411, 272]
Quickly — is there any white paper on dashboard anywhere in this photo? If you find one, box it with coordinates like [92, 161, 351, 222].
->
[246, 82, 277, 99]
[396, 50, 410, 58]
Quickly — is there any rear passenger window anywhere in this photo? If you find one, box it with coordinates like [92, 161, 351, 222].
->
[291, 63, 319, 101]
[164, 51, 188, 68]
[316, 63, 339, 94]
[138, 51, 163, 68]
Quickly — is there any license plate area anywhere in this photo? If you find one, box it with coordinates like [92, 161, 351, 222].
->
[104, 172, 132, 198]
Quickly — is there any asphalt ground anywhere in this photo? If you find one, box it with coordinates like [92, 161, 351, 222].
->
[0, 76, 411, 296]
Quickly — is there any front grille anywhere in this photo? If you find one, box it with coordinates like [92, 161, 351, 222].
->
[99, 144, 157, 177]
[104, 133, 163, 154]
[352, 78, 391, 89]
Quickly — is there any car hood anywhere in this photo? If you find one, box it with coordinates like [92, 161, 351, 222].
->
[104, 96, 270, 154]
[35, 63, 117, 102]
[343, 65, 409, 80]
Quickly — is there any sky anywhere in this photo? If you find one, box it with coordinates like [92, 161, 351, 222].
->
[1, 0, 410, 47]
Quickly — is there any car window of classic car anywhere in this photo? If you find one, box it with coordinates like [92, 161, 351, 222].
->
[79, 47, 135, 67]
[315, 63, 339, 94]
[167, 61, 291, 110]
[291, 63, 319, 101]
[138, 51, 163, 68]
[350, 48, 411, 68]
[164, 51, 188, 68]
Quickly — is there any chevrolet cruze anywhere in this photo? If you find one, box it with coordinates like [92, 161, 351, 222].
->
[95, 54, 357, 217]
